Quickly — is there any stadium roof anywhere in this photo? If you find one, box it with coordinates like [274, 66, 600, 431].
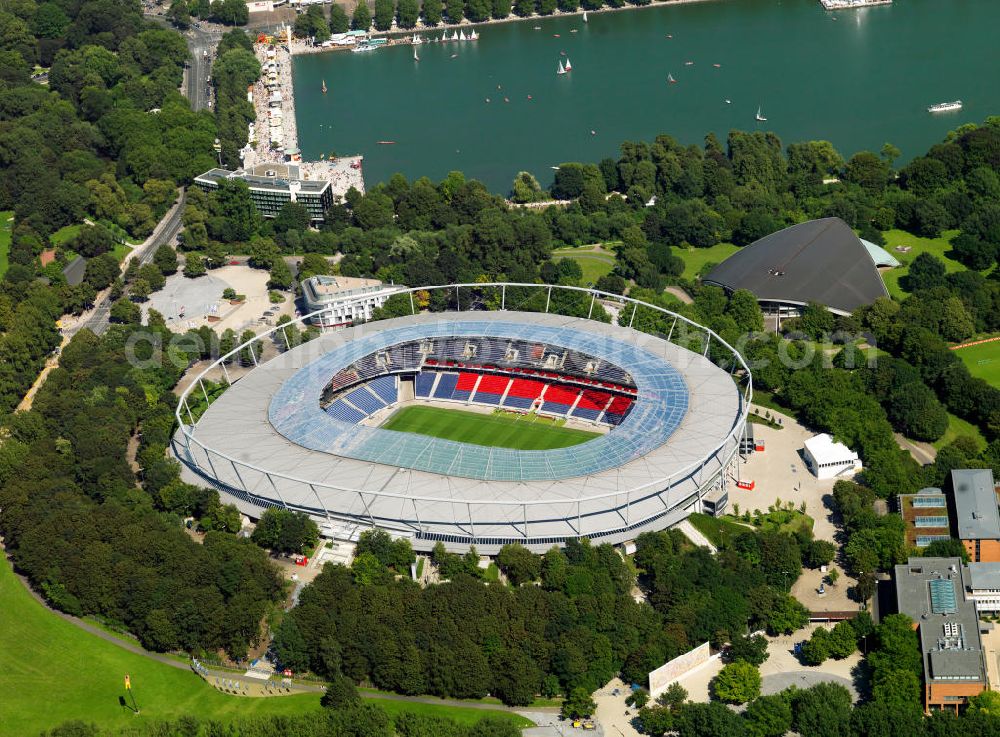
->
[185, 312, 744, 544]
[703, 218, 889, 314]
[861, 238, 902, 268]
[268, 319, 689, 482]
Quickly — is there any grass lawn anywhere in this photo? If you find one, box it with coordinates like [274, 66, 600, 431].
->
[0, 210, 12, 278]
[551, 246, 616, 286]
[49, 223, 82, 248]
[112, 242, 133, 262]
[381, 405, 599, 450]
[686, 512, 751, 549]
[675, 242, 740, 280]
[0, 557, 529, 736]
[0, 556, 320, 737]
[880, 229, 964, 300]
[932, 412, 987, 452]
[955, 339, 1000, 388]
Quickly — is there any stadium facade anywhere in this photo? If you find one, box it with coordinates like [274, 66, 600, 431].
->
[173, 284, 751, 553]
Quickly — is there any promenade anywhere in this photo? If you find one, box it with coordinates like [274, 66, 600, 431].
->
[248, 39, 365, 197]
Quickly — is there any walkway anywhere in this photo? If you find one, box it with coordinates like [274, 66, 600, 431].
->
[676, 518, 717, 553]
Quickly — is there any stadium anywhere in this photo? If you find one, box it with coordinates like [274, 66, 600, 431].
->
[174, 284, 752, 553]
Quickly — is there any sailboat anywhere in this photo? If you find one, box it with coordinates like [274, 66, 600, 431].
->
[557, 60, 566, 75]
[321, 79, 327, 93]
[667, 73, 676, 84]
[583, 10, 588, 22]
[413, 46, 419, 62]
[459, 30, 466, 41]
[469, 30, 478, 41]
[564, 58, 572, 72]
[755, 105, 767, 122]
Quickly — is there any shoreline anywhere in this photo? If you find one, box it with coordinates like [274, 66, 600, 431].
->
[289, 0, 725, 56]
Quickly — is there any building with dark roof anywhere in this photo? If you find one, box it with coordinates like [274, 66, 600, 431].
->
[703, 217, 889, 315]
[950, 469, 1000, 562]
[894, 557, 987, 712]
[194, 164, 333, 222]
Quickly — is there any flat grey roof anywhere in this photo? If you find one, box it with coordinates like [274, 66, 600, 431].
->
[703, 218, 889, 314]
[968, 562, 1000, 591]
[195, 168, 330, 194]
[951, 469, 1000, 540]
[62, 256, 86, 286]
[894, 557, 986, 683]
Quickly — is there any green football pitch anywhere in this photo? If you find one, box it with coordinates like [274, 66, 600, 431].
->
[956, 340, 1000, 388]
[381, 405, 600, 450]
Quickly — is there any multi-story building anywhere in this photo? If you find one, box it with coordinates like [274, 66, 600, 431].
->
[302, 275, 407, 327]
[951, 469, 1000, 562]
[893, 557, 988, 713]
[966, 562, 1000, 613]
[194, 164, 333, 222]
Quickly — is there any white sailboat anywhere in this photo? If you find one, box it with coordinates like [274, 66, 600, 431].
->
[564, 58, 572, 71]
[667, 73, 676, 84]
[459, 30, 466, 41]
[413, 46, 419, 61]
[583, 10, 588, 22]
[755, 105, 767, 122]
[557, 59, 566, 75]
[469, 30, 478, 40]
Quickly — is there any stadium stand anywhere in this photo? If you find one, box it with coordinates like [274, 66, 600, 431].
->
[472, 374, 511, 405]
[345, 386, 386, 415]
[325, 400, 365, 424]
[453, 372, 478, 401]
[368, 376, 397, 405]
[414, 372, 436, 398]
[571, 389, 612, 421]
[503, 378, 546, 410]
[604, 396, 634, 425]
[541, 384, 580, 416]
[433, 373, 460, 400]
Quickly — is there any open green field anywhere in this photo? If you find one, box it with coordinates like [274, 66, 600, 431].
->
[0, 557, 528, 736]
[675, 242, 741, 280]
[880, 229, 965, 300]
[551, 245, 616, 286]
[955, 339, 1000, 388]
[382, 405, 599, 450]
[49, 222, 82, 248]
[0, 211, 12, 278]
[932, 411, 987, 452]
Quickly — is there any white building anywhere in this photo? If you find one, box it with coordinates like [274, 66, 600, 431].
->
[302, 275, 407, 328]
[967, 563, 1000, 613]
[802, 433, 862, 479]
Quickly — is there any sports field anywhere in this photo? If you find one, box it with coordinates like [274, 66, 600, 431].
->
[0, 557, 528, 736]
[381, 405, 600, 450]
[956, 339, 1000, 388]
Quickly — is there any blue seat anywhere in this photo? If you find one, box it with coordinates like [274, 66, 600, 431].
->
[571, 406, 602, 421]
[345, 387, 385, 415]
[433, 373, 459, 400]
[415, 372, 436, 397]
[325, 400, 364, 424]
[368, 376, 397, 404]
[540, 401, 573, 416]
[502, 396, 535, 410]
[475, 393, 503, 406]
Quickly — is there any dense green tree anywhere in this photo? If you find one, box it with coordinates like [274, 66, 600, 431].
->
[422, 0, 444, 24]
[373, 0, 395, 30]
[561, 687, 597, 719]
[712, 661, 761, 704]
[496, 543, 541, 585]
[183, 253, 206, 278]
[330, 4, 350, 32]
[397, 0, 420, 26]
[444, 0, 464, 21]
[153, 245, 179, 275]
[352, 1, 372, 30]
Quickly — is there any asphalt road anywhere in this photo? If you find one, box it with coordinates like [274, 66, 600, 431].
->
[71, 19, 221, 337]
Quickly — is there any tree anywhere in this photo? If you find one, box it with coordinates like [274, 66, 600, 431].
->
[269, 259, 294, 290]
[744, 693, 792, 737]
[827, 621, 858, 660]
[803, 539, 836, 568]
[373, 0, 394, 30]
[799, 627, 830, 666]
[421, 0, 443, 24]
[711, 660, 761, 704]
[672, 702, 746, 737]
[844, 151, 889, 193]
[726, 289, 764, 333]
[560, 687, 596, 719]
[183, 253, 206, 278]
[153, 244, 178, 275]
[109, 298, 140, 323]
[330, 4, 350, 32]
[792, 683, 852, 737]
[397, 0, 419, 27]
[352, 1, 372, 29]
[444, 0, 464, 21]
[496, 543, 541, 585]
[922, 538, 969, 561]
[73, 224, 116, 258]
[321, 675, 361, 709]
[727, 634, 769, 666]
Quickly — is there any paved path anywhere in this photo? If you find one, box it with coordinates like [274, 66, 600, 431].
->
[894, 432, 936, 465]
[664, 286, 693, 304]
[676, 518, 717, 553]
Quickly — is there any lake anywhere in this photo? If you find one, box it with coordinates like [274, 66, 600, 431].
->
[292, 0, 1000, 193]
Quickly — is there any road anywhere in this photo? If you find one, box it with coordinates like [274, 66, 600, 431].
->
[69, 190, 187, 337]
[69, 19, 219, 337]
